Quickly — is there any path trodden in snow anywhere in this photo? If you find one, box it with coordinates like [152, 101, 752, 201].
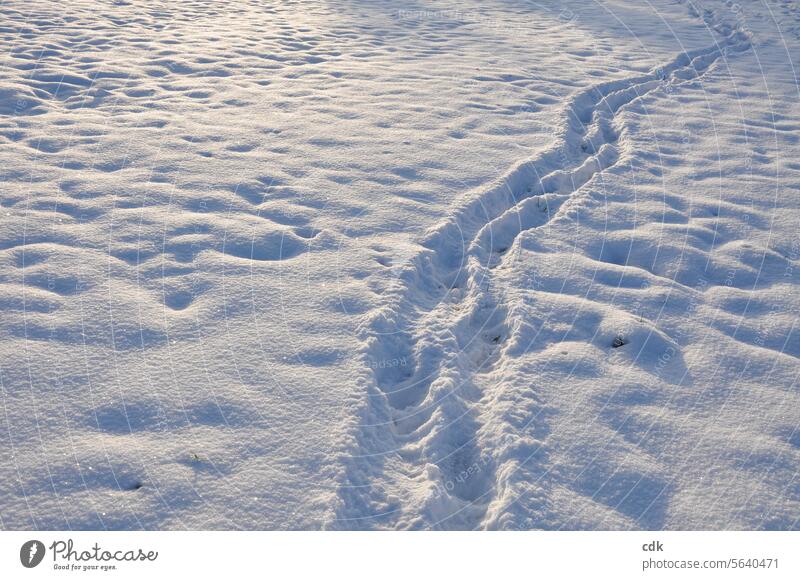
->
[0, 0, 798, 530]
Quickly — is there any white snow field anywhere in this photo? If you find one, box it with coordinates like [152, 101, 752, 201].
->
[0, 0, 798, 530]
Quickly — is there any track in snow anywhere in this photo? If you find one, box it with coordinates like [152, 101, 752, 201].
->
[336, 15, 751, 529]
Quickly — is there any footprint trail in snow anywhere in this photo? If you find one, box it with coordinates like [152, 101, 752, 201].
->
[337, 10, 753, 529]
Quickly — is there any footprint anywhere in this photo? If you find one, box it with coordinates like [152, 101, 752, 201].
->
[226, 142, 257, 153]
[222, 230, 308, 262]
[163, 290, 195, 311]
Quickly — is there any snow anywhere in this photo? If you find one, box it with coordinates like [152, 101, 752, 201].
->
[0, 0, 798, 530]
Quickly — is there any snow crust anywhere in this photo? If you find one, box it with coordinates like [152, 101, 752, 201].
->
[0, 0, 798, 529]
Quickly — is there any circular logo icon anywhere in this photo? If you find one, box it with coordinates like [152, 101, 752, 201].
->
[20, 540, 45, 568]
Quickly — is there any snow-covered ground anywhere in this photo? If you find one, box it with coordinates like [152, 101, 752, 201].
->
[0, 0, 798, 530]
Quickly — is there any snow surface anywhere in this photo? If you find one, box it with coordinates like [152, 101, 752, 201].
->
[0, 0, 798, 530]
